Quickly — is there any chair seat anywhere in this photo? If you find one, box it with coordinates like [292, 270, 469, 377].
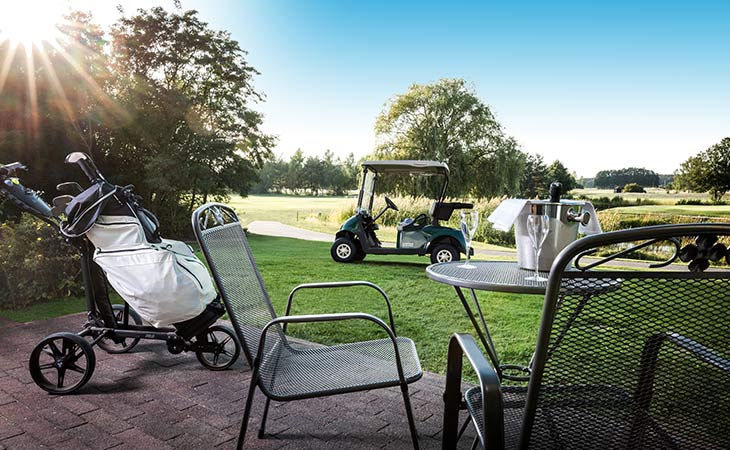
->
[465, 384, 693, 450]
[259, 337, 422, 400]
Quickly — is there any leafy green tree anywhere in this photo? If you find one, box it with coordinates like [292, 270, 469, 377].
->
[287, 149, 306, 193]
[374, 78, 524, 197]
[102, 7, 274, 232]
[546, 160, 578, 193]
[251, 156, 288, 193]
[594, 167, 660, 188]
[675, 137, 730, 202]
[519, 153, 549, 199]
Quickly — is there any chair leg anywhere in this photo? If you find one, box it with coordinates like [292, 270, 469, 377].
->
[400, 384, 420, 450]
[258, 397, 272, 438]
[237, 368, 259, 450]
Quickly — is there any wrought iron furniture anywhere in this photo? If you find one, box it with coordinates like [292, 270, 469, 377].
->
[192, 203, 423, 450]
[426, 261, 548, 382]
[443, 223, 730, 449]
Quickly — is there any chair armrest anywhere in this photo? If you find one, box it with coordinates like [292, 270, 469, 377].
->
[256, 312, 410, 385]
[285, 281, 396, 335]
[443, 333, 504, 450]
[636, 332, 730, 410]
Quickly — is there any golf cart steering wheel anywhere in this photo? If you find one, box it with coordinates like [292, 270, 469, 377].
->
[384, 196, 399, 211]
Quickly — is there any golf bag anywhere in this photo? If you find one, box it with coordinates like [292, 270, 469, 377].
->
[62, 180, 217, 328]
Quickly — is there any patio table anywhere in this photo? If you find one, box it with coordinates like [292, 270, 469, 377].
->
[426, 260, 620, 381]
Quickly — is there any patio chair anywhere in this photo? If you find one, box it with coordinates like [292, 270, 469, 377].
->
[443, 223, 730, 449]
[192, 203, 423, 450]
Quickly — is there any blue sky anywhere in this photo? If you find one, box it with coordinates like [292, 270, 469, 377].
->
[79, 0, 729, 177]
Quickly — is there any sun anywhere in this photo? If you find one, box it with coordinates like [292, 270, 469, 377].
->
[0, 0, 65, 45]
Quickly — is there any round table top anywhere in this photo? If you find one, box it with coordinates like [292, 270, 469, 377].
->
[426, 261, 548, 294]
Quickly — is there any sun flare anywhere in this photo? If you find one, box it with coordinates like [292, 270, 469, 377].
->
[0, 0, 65, 45]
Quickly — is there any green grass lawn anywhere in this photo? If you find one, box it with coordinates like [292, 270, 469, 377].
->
[606, 204, 730, 218]
[573, 188, 711, 204]
[0, 233, 543, 376]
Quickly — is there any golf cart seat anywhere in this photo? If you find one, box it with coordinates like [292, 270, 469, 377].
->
[430, 201, 473, 226]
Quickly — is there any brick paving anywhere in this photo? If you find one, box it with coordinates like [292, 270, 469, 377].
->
[0, 313, 476, 450]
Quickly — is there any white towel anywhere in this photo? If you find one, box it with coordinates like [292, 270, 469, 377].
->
[487, 199, 602, 235]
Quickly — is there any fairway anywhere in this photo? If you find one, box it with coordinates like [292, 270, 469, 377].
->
[573, 188, 711, 204]
[607, 204, 730, 218]
[228, 194, 355, 234]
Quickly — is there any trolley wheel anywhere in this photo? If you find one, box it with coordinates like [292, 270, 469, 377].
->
[195, 325, 240, 371]
[97, 305, 143, 354]
[29, 332, 96, 395]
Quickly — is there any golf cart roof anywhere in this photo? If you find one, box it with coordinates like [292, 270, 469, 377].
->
[361, 160, 449, 175]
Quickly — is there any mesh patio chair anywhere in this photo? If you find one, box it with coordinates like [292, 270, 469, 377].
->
[443, 223, 730, 450]
[192, 203, 423, 450]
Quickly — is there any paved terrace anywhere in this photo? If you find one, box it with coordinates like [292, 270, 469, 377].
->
[0, 314, 476, 450]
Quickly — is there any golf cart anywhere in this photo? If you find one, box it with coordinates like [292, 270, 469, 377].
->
[331, 160, 473, 264]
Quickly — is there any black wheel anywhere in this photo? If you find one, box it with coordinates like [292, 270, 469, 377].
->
[29, 332, 96, 395]
[430, 243, 460, 264]
[331, 237, 357, 263]
[195, 325, 240, 371]
[97, 304, 143, 354]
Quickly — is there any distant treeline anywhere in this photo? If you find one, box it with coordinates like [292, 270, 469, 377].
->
[251, 149, 359, 195]
[593, 168, 664, 189]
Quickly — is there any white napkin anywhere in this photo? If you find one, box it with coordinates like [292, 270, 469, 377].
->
[487, 199, 602, 235]
[487, 199, 528, 232]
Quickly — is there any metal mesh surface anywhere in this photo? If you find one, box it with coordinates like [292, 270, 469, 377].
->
[523, 272, 730, 449]
[461, 231, 730, 450]
[259, 336, 422, 399]
[196, 210, 422, 401]
[199, 222, 284, 366]
[426, 261, 547, 294]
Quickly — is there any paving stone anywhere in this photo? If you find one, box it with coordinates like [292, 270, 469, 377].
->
[0, 416, 24, 441]
[0, 314, 446, 450]
[113, 428, 175, 450]
[65, 422, 123, 450]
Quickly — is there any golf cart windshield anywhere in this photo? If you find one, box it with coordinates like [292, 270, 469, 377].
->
[358, 170, 377, 214]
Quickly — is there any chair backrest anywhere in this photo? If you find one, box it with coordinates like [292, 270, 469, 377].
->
[192, 203, 283, 366]
[522, 223, 730, 450]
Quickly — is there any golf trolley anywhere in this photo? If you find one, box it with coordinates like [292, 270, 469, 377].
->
[0, 153, 241, 395]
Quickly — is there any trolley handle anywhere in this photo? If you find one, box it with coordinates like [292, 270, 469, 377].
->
[65, 152, 105, 183]
[0, 162, 28, 178]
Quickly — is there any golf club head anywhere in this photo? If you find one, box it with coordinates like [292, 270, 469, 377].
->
[51, 195, 74, 217]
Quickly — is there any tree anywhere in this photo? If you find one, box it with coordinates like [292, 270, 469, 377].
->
[594, 167, 660, 189]
[0, 12, 114, 197]
[374, 78, 524, 198]
[102, 7, 274, 233]
[546, 160, 578, 193]
[675, 137, 730, 202]
[519, 153, 549, 199]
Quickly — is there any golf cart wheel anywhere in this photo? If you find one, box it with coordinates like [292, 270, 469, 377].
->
[430, 243, 460, 264]
[29, 332, 96, 395]
[331, 237, 357, 263]
[195, 325, 240, 371]
[97, 305, 143, 354]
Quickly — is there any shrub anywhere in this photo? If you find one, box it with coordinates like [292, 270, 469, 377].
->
[623, 183, 646, 193]
[676, 198, 729, 206]
[576, 195, 657, 211]
[0, 216, 82, 309]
